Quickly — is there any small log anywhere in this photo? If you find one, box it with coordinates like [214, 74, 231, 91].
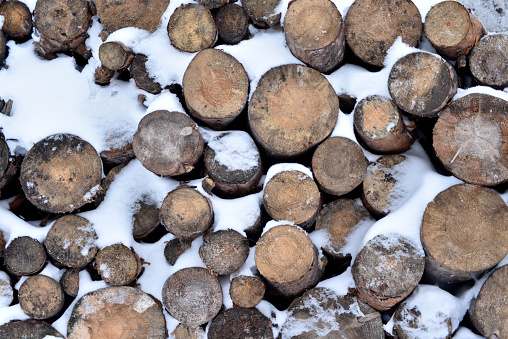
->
[254, 225, 326, 298]
[183, 49, 249, 129]
[229, 275, 265, 308]
[196, 0, 227, 10]
[171, 323, 206, 339]
[284, 0, 345, 73]
[469, 33, 508, 89]
[433, 93, 508, 186]
[311, 136, 368, 196]
[344, 0, 422, 67]
[248, 64, 339, 159]
[199, 229, 249, 275]
[100, 142, 135, 169]
[353, 95, 415, 153]
[18, 274, 65, 319]
[162, 267, 223, 326]
[0, 319, 65, 338]
[160, 186, 213, 240]
[388, 52, 458, 118]
[60, 268, 80, 297]
[263, 169, 321, 230]
[20, 134, 103, 214]
[94, 65, 115, 86]
[470, 264, 508, 338]
[95, 0, 170, 33]
[216, 4, 249, 45]
[352, 234, 425, 311]
[279, 287, 384, 339]
[424, 1, 485, 60]
[0, 138, 9, 176]
[167, 4, 217, 53]
[208, 308, 273, 339]
[0, 0, 33, 42]
[98, 41, 133, 71]
[164, 238, 192, 265]
[204, 131, 262, 198]
[4, 236, 46, 276]
[130, 54, 162, 94]
[67, 286, 167, 339]
[132, 200, 160, 241]
[0, 229, 5, 257]
[421, 183, 508, 283]
[241, 0, 281, 29]
[95, 243, 142, 286]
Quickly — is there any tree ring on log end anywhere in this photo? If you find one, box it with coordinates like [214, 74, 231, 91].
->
[18, 275, 64, 319]
[34, 0, 90, 42]
[469, 34, 508, 89]
[424, 1, 470, 49]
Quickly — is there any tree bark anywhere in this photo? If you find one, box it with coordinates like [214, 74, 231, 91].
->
[95, 243, 142, 286]
[98, 41, 133, 71]
[132, 200, 160, 241]
[216, 4, 249, 45]
[0, 0, 32, 42]
[229, 275, 266, 308]
[196, 0, 227, 10]
[130, 54, 162, 94]
[164, 238, 192, 265]
[60, 268, 80, 297]
[199, 229, 249, 276]
[5, 236, 47, 276]
[18, 275, 65, 320]
[469, 34, 508, 90]
[208, 308, 274, 339]
[94, 65, 115, 86]
[0, 319, 65, 338]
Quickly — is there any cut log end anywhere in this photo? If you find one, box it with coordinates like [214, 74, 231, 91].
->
[469, 34, 508, 89]
[164, 238, 192, 265]
[0, 320, 65, 338]
[132, 200, 160, 241]
[95, 243, 142, 286]
[19, 275, 65, 319]
[0, 0, 33, 42]
[229, 275, 266, 308]
[199, 229, 249, 276]
[5, 236, 47, 276]
[208, 308, 273, 339]
[60, 268, 80, 297]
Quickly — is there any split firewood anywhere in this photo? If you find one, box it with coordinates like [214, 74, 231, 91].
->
[18, 274, 64, 319]
[196, 0, 227, 10]
[424, 1, 485, 62]
[352, 234, 425, 311]
[132, 200, 160, 241]
[0, 139, 19, 198]
[95, 243, 142, 286]
[199, 229, 249, 276]
[469, 33, 508, 89]
[388, 52, 458, 118]
[353, 95, 415, 153]
[95, 0, 170, 33]
[216, 4, 249, 45]
[263, 169, 321, 230]
[249, 64, 339, 159]
[255, 225, 326, 298]
[229, 275, 266, 308]
[470, 264, 508, 339]
[60, 268, 80, 297]
[241, 0, 280, 29]
[0, 319, 65, 338]
[208, 308, 273, 339]
[171, 323, 206, 339]
[4, 236, 46, 276]
[130, 54, 162, 94]
[67, 286, 167, 339]
[182, 49, 248, 129]
[164, 238, 192, 265]
[279, 287, 384, 338]
[311, 136, 368, 196]
[433, 93, 508, 186]
[0, 0, 33, 42]
[344, 0, 422, 67]
[160, 186, 213, 240]
[421, 183, 508, 283]
[284, 0, 345, 73]
[98, 41, 133, 71]
[33, 0, 92, 59]
[167, 4, 217, 53]
[20, 134, 103, 214]
[162, 267, 223, 326]
[94, 65, 115, 86]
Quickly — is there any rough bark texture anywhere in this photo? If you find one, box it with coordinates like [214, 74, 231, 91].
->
[284, 0, 345, 73]
[0, 31, 6, 65]
[344, 0, 422, 67]
[5, 236, 47, 276]
[469, 33, 508, 89]
[196, 0, 227, 10]
[208, 308, 274, 339]
[229, 275, 266, 308]
[95, 243, 142, 286]
[421, 183, 508, 284]
[60, 268, 80, 297]
[388, 52, 458, 117]
[162, 267, 222, 326]
[94, 65, 115, 86]
[0, 319, 65, 338]
[199, 229, 249, 275]
[100, 142, 135, 169]
[248, 64, 339, 159]
[241, 0, 281, 29]
[18, 275, 64, 319]
[216, 4, 249, 45]
[130, 54, 162, 94]
[0, 0, 33, 42]
[98, 41, 133, 71]
[132, 200, 160, 241]
[433, 93, 508, 186]
[164, 238, 192, 265]
[311, 136, 368, 196]
[94, 162, 127, 207]
[0, 138, 9, 176]
[20, 134, 103, 214]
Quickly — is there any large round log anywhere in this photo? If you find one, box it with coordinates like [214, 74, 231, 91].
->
[215, 4, 249, 45]
[98, 41, 133, 71]
[208, 308, 273, 339]
[18, 275, 65, 320]
[0, 0, 33, 42]
[95, 243, 142, 286]
[469, 33, 508, 90]
[421, 183, 508, 283]
[199, 229, 249, 276]
[0, 319, 65, 338]
[433, 93, 508, 186]
[248, 64, 339, 159]
[5, 236, 47, 276]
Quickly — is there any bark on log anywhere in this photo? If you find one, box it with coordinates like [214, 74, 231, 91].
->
[60, 268, 80, 297]
[229, 275, 266, 308]
[0, 0, 33, 42]
[94, 162, 127, 207]
[248, 64, 339, 159]
[278, 287, 384, 339]
[164, 238, 192, 265]
[160, 186, 213, 240]
[18, 274, 64, 319]
[67, 286, 167, 339]
[199, 229, 249, 275]
[183, 49, 249, 129]
[95, 243, 142, 286]
[132, 200, 160, 241]
[171, 323, 206, 339]
[132, 110, 204, 176]
[167, 4, 217, 53]
[0, 138, 9, 177]
[100, 142, 135, 169]
[216, 4, 249, 45]
[353, 95, 415, 153]
[284, 0, 345, 73]
[424, 1, 485, 60]
[255, 225, 326, 298]
[311, 136, 368, 196]
[162, 267, 223, 326]
[98, 41, 133, 71]
[208, 308, 273, 339]
[0, 319, 65, 338]
[20, 134, 103, 214]
[433, 93, 508, 186]
[352, 234, 425, 311]
[241, 0, 281, 29]
[344, 0, 422, 67]
[388, 52, 458, 118]
[263, 170, 321, 230]
[469, 33, 508, 90]
[130, 54, 163, 94]
[94, 65, 115, 86]
[5, 236, 47, 276]
[421, 183, 508, 284]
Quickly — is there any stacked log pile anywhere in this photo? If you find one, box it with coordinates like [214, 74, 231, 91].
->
[0, 0, 506, 338]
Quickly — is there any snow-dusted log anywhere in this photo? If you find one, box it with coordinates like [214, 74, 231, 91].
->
[18, 275, 64, 320]
[469, 34, 508, 89]
[208, 308, 273, 339]
[95, 243, 142, 286]
[171, 323, 206, 339]
[199, 229, 249, 276]
[5, 236, 46, 276]
[132, 200, 160, 241]
[229, 275, 266, 308]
